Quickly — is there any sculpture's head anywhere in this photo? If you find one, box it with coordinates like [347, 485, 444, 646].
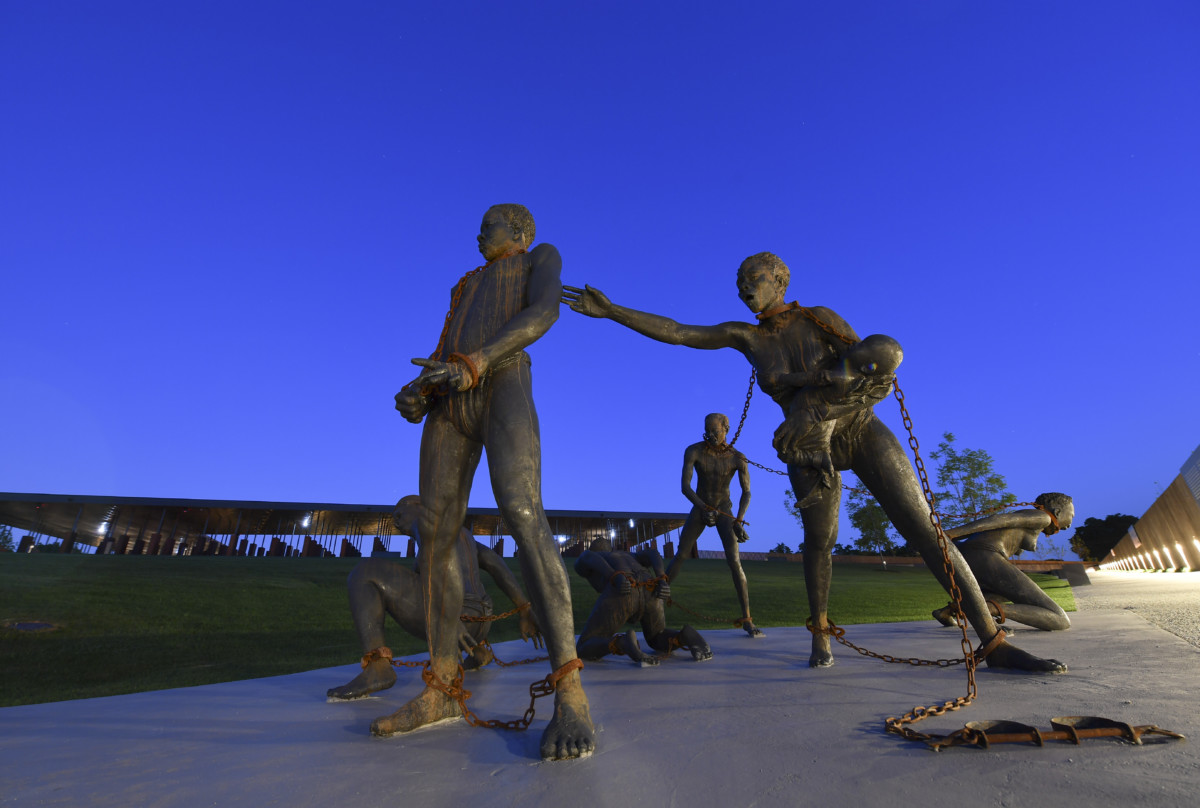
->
[1034, 492, 1074, 538]
[392, 494, 422, 532]
[736, 252, 790, 314]
[589, 536, 613, 553]
[849, 334, 903, 376]
[478, 203, 535, 261]
[703, 412, 730, 446]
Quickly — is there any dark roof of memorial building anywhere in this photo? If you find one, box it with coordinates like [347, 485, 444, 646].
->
[0, 492, 687, 556]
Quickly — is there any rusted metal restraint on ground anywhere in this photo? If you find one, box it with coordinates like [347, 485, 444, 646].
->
[926, 717, 1184, 751]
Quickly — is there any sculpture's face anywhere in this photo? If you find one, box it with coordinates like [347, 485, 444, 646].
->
[737, 263, 783, 313]
[1056, 502, 1075, 531]
[477, 209, 523, 261]
[392, 497, 422, 532]
[703, 417, 728, 446]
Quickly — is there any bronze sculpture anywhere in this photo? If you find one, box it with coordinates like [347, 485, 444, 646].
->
[563, 252, 1065, 672]
[326, 495, 542, 702]
[669, 413, 763, 637]
[575, 537, 713, 665]
[932, 493, 1074, 632]
[390, 204, 595, 760]
[780, 334, 903, 508]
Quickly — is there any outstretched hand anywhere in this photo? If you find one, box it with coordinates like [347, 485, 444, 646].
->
[561, 284, 614, 318]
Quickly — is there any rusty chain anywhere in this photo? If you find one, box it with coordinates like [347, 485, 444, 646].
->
[807, 617, 1007, 669]
[610, 570, 670, 592]
[421, 249, 527, 396]
[728, 368, 758, 447]
[881, 375, 985, 744]
[458, 601, 531, 623]
[471, 638, 548, 668]
[419, 658, 582, 731]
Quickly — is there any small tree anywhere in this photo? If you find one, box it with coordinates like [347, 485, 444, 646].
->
[769, 541, 793, 554]
[0, 525, 14, 552]
[929, 432, 1016, 526]
[1070, 514, 1138, 562]
[845, 484, 905, 557]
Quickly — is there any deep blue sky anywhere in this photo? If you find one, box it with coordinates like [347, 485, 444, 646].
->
[2, 2, 1197, 559]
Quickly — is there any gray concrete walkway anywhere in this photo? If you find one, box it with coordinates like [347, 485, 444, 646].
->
[1075, 569, 1200, 647]
[2, 572, 1197, 807]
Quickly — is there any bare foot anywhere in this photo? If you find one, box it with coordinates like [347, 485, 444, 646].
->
[327, 658, 396, 700]
[618, 629, 657, 667]
[985, 640, 1067, 673]
[743, 620, 765, 638]
[370, 685, 462, 736]
[809, 634, 834, 668]
[932, 605, 959, 627]
[539, 676, 595, 761]
[679, 625, 713, 661]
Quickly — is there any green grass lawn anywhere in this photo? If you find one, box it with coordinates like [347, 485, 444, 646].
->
[0, 554, 1074, 708]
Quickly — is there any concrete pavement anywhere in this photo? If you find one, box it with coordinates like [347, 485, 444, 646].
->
[1, 571, 1196, 807]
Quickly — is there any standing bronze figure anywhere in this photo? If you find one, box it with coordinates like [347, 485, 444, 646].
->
[670, 413, 763, 637]
[564, 252, 1065, 672]
[390, 205, 595, 760]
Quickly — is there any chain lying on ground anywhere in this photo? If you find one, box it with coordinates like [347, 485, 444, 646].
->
[807, 617, 1006, 668]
